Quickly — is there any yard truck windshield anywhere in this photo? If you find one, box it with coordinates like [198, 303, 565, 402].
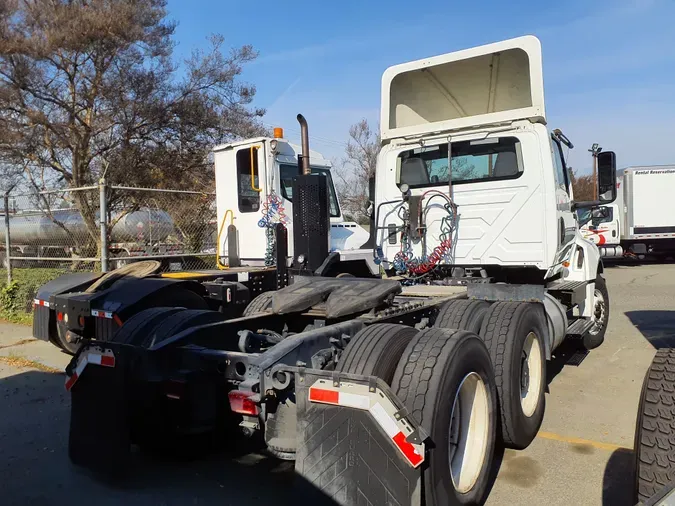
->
[279, 163, 341, 217]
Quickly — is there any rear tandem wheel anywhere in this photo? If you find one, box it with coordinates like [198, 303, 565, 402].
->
[392, 328, 498, 506]
[336, 323, 418, 384]
[479, 301, 548, 450]
[434, 299, 491, 334]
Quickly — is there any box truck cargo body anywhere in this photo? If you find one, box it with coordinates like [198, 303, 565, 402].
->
[580, 165, 675, 258]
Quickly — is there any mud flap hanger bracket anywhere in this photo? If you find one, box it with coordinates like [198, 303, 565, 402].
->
[290, 366, 430, 447]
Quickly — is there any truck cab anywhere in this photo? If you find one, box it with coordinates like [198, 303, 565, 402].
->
[372, 36, 616, 283]
[579, 203, 621, 251]
[213, 135, 369, 268]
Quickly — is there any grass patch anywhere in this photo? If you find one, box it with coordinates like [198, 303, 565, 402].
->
[0, 310, 33, 325]
[0, 354, 62, 374]
[0, 268, 70, 323]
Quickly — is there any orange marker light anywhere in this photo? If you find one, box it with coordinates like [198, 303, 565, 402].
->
[273, 127, 284, 139]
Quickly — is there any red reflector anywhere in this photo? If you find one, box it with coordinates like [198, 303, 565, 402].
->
[228, 390, 259, 416]
[308, 388, 340, 405]
[57, 312, 64, 321]
[113, 314, 123, 327]
[100, 355, 115, 368]
[393, 431, 424, 467]
[65, 372, 78, 392]
[78, 316, 85, 327]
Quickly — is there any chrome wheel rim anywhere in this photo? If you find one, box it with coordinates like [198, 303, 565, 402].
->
[589, 288, 606, 335]
[520, 332, 543, 417]
[448, 372, 490, 494]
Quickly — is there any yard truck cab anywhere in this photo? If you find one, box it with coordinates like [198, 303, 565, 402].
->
[64, 35, 617, 506]
[213, 132, 373, 275]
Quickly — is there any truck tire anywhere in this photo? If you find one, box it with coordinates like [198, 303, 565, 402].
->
[56, 288, 206, 355]
[435, 299, 491, 334]
[479, 301, 547, 450]
[583, 275, 609, 350]
[336, 323, 417, 384]
[138, 309, 229, 348]
[634, 348, 675, 503]
[391, 328, 497, 506]
[111, 307, 183, 344]
[243, 291, 274, 316]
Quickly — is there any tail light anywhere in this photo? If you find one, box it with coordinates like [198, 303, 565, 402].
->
[228, 390, 259, 416]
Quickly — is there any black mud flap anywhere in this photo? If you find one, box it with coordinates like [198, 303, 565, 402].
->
[293, 369, 425, 506]
[32, 303, 52, 342]
[67, 343, 131, 477]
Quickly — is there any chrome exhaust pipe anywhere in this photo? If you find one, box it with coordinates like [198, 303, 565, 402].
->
[297, 114, 311, 175]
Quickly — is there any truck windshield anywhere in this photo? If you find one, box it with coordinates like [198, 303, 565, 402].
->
[279, 164, 340, 217]
[397, 137, 523, 189]
[577, 209, 593, 227]
[577, 206, 613, 227]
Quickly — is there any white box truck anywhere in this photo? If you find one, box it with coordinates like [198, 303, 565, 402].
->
[580, 165, 675, 259]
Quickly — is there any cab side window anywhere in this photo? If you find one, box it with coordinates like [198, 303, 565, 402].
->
[551, 138, 569, 193]
[236, 147, 260, 213]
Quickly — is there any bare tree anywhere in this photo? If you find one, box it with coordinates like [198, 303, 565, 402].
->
[0, 0, 266, 250]
[335, 119, 379, 224]
[569, 167, 595, 201]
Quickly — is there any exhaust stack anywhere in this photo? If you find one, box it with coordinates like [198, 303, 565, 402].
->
[297, 114, 311, 175]
[291, 114, 330, 273]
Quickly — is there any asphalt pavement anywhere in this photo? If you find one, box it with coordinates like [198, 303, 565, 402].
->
[0, 262, 673, 505]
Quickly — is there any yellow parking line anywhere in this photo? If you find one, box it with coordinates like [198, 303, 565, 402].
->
[536, 431, 631, 452]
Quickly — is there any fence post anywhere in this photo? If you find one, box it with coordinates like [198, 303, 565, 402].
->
[3, 192, 11, 283]
[99, 178, 109, 272]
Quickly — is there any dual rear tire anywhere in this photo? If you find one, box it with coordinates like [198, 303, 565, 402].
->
[336, 298, 549, 504]
[436, 299, 548, 450]
[338, 323, 498, 505]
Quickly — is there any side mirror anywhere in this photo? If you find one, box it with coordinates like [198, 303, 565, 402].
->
[597, 151, 617, 203]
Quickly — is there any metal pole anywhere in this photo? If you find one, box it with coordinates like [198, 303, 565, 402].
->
[447, 136, 453, 197]
[3, 193, 11, 283]
[592, 154, 598, 198]
[99, 178, 109, 272]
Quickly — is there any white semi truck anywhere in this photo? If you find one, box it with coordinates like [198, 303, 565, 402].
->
[43, 35, 617, 506]
[580, 165, 675, 259]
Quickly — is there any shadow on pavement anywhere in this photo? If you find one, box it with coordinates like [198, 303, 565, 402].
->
[603, 448, 635, 506]
[545, 339, 588, 390]
[0, 367, 340, 506]
[603, 257, 675, 269]
[625, 310, 675, 349]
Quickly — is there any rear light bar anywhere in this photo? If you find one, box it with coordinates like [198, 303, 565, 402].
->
[228, 390, 259, 416]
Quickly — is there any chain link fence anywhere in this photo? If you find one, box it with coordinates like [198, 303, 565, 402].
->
[1, 183, 217, 320]
[105, 185, 217, 271]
